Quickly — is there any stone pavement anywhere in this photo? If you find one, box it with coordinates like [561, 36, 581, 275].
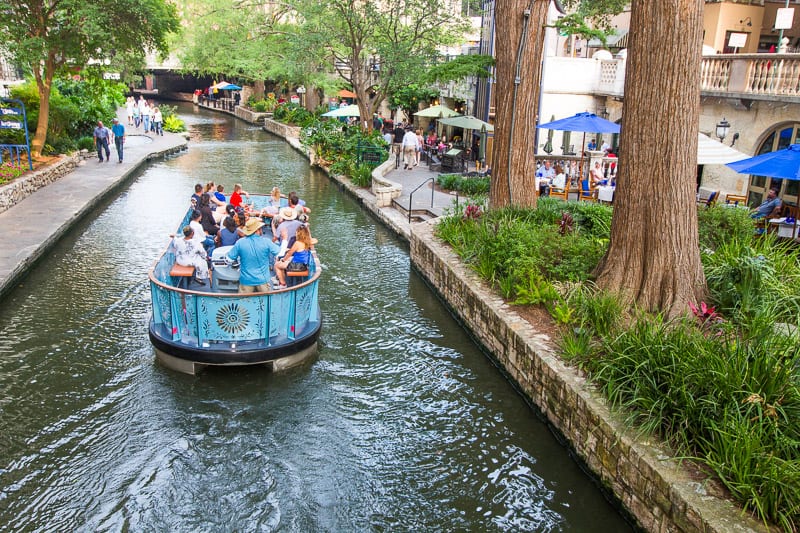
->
[0, 109, 188, 299]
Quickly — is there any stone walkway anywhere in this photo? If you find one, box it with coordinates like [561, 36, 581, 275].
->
[0, 109, 187, 298]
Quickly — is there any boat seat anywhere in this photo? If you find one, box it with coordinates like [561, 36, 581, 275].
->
[170, 263, 196, 289]
[286, 268, 309, 287]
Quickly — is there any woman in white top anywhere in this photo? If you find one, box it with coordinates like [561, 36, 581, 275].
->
[172, 225, 210, 284]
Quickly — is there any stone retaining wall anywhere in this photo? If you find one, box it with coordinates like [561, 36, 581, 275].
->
[262, 118, 301, 140]
[371, 158, 402, 207]
[0, 153, 81, 215]
[409, 221, 765, 533]
[235, 107, 270, 124]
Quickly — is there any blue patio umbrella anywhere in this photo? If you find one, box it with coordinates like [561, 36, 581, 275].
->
[536, 112, 621, 134]
[726, 144, 800, 180]
[221, 84, 242, 91]
[537, 112, 621, 177]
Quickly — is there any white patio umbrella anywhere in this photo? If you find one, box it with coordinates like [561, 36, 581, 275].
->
[696, 133, 749, 165]
[321, 104, 361, 117]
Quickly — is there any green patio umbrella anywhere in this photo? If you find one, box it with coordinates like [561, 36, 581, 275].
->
[413, 104, 460, 118]
[437, 115, 494, 132]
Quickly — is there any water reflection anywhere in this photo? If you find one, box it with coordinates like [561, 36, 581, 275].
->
[0, 104, 631, 531]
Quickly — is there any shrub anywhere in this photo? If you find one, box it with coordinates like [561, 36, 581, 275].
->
[697, 205, 755, 251]
[436, 173, 489, 195]
[77, 136, 95, 151]
[350, 163, 373, 187]
[163, 114, 186, 133]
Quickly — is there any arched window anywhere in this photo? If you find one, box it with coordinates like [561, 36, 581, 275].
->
[747, 123, 800, 207]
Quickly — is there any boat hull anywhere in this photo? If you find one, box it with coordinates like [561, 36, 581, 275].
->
[149, 318, 321, 375]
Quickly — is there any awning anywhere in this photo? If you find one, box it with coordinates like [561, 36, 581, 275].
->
[337, 89, 357, 98]
[697, 133, 749, 165]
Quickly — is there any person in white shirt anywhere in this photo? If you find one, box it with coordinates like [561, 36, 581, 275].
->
[401, 127, 419, 170]
[152, 106, 163, 136]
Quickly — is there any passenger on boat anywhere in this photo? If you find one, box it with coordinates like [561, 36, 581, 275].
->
[205, 182, 226, 208]
[173, 225, 210, 285]
[273, 225, 313, 289]
[230, 183, 249, 209]
[225, 218, 276, 293]
[273, 207, 306, 256]
[190, 209, 216, 256]
[190, 183, 203, 207]
[198, 194, 220, 236]
[226, 204, 247, 230]
[214, 184, 226, 204]
[270, 187, 283, 208]
[288, 192, 310, 216]
[216, 216, 240, 247]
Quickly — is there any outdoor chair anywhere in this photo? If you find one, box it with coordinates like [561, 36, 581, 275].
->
[725, 194, 747, 206]
[696, 189, 719, 208]
[549, 187, 569, 201]
[579, 179, 597, 202]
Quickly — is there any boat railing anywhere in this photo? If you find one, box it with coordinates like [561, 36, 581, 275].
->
[148, 251, 320, 350]
[148, 197, 321, 352]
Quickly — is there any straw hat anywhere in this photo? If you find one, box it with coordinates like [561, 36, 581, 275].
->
[242, 218, 265, 236]
[279, 207, 297, 220]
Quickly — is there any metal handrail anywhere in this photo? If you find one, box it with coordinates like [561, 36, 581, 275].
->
[408, 177, 435, 223]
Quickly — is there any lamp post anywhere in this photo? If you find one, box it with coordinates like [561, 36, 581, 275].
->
[716, 117, 731, 143]
[297, 85, 306, 108]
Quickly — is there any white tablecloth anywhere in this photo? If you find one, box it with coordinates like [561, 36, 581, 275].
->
[597, 186, 615, 203]
[768, 218, 799, 239]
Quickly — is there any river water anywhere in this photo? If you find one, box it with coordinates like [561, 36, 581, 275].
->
[0, 104, 632, 531]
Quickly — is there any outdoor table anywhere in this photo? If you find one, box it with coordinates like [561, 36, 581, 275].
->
[768, 217, 799, 239]
[597, 185, 615, 203]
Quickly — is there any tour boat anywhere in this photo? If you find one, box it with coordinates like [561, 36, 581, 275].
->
[147, 194, 322, 374]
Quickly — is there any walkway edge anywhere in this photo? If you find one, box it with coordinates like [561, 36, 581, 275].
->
[0, 131, 187, 300]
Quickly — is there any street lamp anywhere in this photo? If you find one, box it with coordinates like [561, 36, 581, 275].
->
[716, 117, 731, 142]
[296, 85, 306, 108]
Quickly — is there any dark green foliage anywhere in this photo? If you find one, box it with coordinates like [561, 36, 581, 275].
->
[437, 197, 800, 528]
[10, 77, 125, 153]
[77, 136, 95, 151]
[272, 103, 315, 127]
[350, 163, 373, 187]
[697, 205, 755, 251]
[436, 173, 490, 195]
[436, 198, 610, 288]
[300, 115, 384, 187]
[568, 308, 800, 529]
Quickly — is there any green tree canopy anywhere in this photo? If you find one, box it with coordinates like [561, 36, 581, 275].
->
[0, 0, 179, 155]
[424, 55, 495, 84]
[555, 0, 628, 43]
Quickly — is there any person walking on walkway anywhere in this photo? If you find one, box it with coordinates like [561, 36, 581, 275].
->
[93, 121, 111, 163]
[110, 118, 125, 163]
[401, 126, 419, 170]
[152, 106, 163, 136]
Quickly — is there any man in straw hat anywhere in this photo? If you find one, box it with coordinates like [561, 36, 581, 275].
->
[225, 217, 278, 293]
[273, 206, 307, 257]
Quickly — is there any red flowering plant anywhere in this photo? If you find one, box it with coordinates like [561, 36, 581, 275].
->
[688, 301, 725, 334]
[463, 203, 482, 221]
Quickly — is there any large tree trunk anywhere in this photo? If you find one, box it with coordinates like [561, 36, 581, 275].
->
[32, 64, 55, 158]
[489, 0, 549, 208]
[594, 0, 707, 317]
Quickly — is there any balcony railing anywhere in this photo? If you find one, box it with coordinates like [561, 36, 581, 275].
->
[700, 54, 800, 98]
[563, 53, 800, 102]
